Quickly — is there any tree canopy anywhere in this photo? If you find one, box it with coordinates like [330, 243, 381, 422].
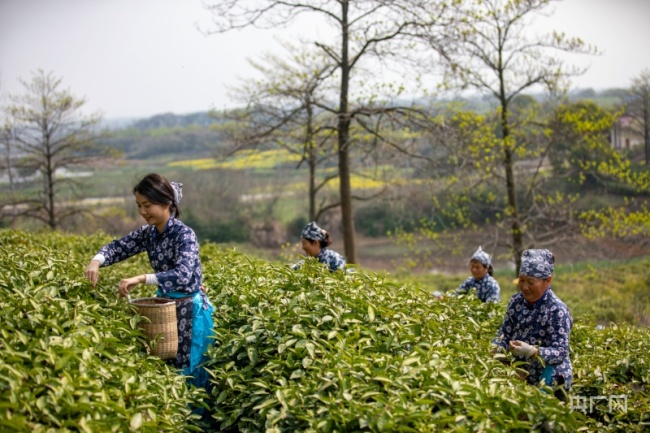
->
[1, 69, 107, 230]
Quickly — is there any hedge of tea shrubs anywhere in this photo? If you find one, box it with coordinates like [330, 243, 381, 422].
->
[199, 244, 650, 432]
[1, 230, 648, 432]
[0, 230, 205, 432]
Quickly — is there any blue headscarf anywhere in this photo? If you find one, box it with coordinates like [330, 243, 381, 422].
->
[471, 246, 491, 267]
[171, 181, 183, 205]
[519, 249, 554, 279]
[301, 221, 326, 242]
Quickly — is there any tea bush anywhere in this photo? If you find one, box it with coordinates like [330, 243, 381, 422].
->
[199, 244, 650, 432]
[1, 230, 648, 432]
[0, 230, 205, 432]
[570, 323, 650, 432]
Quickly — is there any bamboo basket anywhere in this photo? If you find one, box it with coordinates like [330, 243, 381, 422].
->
[130, 297, 178, 360]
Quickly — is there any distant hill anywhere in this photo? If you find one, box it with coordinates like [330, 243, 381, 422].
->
[131, 111, 225, 130]
[103, 87, 626, 131]
[99, 117, 137, 130]
[98, 111, 228, 159]
[97, 88, 625, 159]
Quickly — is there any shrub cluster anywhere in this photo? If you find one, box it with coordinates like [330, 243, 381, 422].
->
[0, 230, 205, 432]
[199, 244, 650, 432]
[1, 230, 648, 432]
[201, 246, 567, 431]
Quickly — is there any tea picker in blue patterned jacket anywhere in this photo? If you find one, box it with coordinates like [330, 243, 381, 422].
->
[83, 173, 214, 389]
[492, 249, 573, 401]
[452, 246, 501, 303]
[291, 221, 346, 272]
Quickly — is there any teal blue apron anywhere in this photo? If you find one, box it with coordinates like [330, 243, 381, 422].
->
[158, 289, 214, 388]
[541, 365, 555, 386]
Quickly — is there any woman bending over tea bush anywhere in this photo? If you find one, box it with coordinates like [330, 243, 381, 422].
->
[492, 249, 572, 400]
[83, 173, 214, 388]
[291, 221, 346, 272]
[452, 246, 500, 303]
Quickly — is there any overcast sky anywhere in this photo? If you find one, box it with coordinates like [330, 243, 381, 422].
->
[1, 0, 649, 120]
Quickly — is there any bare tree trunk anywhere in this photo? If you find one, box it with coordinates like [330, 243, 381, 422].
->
[306, 103, 317, 221]
[45, 133, 57, 230]
[643, 95, 650, 167]
[500, 93, 523, 273]
[504, 144, 523, 272]
[2, 130, 18, 226]
[338, 0, 356, 264]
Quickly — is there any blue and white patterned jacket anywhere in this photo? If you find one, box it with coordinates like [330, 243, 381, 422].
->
[317, 247, 346, 272]
[493, 288, 573, 389]
[291, 247, 346, 272]
[455, 275, 501, 303]
[97, 217, 203, 298]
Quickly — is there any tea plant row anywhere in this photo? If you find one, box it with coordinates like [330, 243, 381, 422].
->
[1, 230, 648, 432]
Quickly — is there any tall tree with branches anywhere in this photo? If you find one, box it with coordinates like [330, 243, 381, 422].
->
[221, 42, 340, 222]
[203, 0, 449, 264]
[3, 69, 106, 230]
[419, 0, 594, 272]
